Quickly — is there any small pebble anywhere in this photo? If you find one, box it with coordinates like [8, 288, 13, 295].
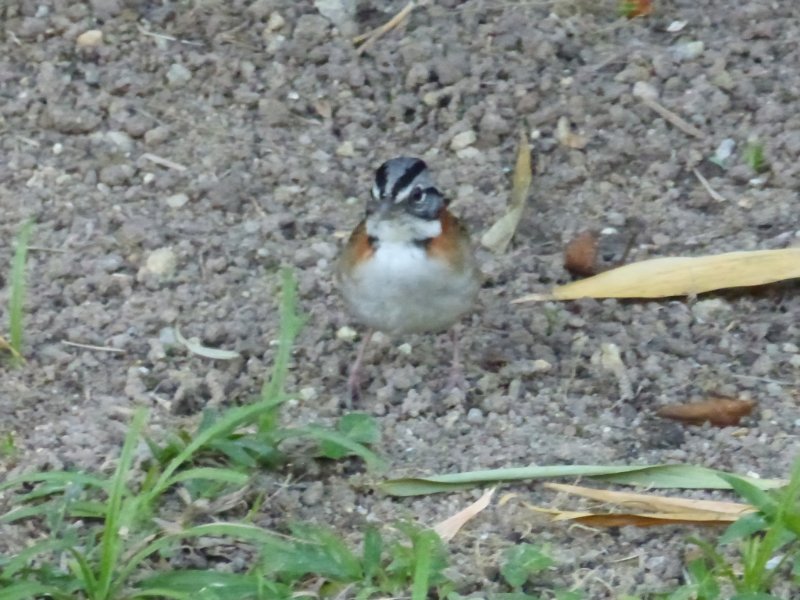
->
[673, 41, 704, 61]
[76, 29, 103, 47]
[143, 247, 177, 277]
[166, 63, 192, 87]
[336, 326, 357, 341]
[466, 408, 484, 424]
[299, 387, 318, 401]
[632, 81, 659, 101]
[266, 11, 286, 31]
[450, 130, 477, 151]
[165, 193, 189, 208]
[336, 140, 355, 157]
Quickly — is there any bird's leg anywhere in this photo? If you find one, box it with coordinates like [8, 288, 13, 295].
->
[346, 328, 373, 406]
[447, 327, 467, 390]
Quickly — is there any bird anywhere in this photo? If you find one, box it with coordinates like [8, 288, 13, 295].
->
[337, 157, 481, 403]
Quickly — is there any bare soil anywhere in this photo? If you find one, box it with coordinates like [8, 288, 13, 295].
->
[2, 0, 800, 596]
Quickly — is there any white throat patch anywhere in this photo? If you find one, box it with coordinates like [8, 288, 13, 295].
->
[365, 214, 442, 244]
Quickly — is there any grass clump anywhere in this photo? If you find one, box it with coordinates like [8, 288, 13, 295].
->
[0, 269, 383, 599]
[657, 459, 800, 599]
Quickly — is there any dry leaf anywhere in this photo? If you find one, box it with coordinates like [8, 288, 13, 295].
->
[543, 483, 754, 517]
[433, 487, 495, 542]
[523, 482, 754, 528]
[555, 116, 588, 149]
[527, 506, 737, 527]
[657, 396, 756, 427]
[513, 248, 800, 303]
[481, 130, 532, 254]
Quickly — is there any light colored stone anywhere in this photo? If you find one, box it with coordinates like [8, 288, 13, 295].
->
[450, 130, 477, 151]
[336, 326, 357, 341]
[165, 193, 189, 208]
[336, 140, 355, 157]
[143, 247, 177, 277]
[166, 63, 192, 87]
[76, 29, 103, 47]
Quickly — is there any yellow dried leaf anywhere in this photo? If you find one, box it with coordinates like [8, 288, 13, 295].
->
[481, 130, 532, 254]
[513, 248, 800, 302]
[543, 483, 754, 517]
[433, 487, 495, 542]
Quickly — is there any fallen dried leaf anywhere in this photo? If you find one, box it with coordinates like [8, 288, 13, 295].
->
[522, 482, 755, 528]
[433, 487, 495, 542]
[513, 248, 800, 303]
[481, 130, 532, 254]
[657, 396, 756, 427]
[543, 483, 754, 517]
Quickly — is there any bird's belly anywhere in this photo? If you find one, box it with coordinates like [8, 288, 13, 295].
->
[339, 243, 477, 334]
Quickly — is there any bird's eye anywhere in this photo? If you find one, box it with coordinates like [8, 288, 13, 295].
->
[409, 187, 424, 203]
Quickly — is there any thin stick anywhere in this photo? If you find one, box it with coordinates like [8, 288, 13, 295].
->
[140, 153, 187, 172]
[639, 96, 705, 139]
[62, 340, 126, 353]
[353, 1, 415, 55]
[137, 25, 203, 46]
[693, 168, 726, 202]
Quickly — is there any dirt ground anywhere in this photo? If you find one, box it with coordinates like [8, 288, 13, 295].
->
[2, 0, 800, 596]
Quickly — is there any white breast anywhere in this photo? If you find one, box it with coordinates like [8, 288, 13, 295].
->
[339, 241, 478, 334]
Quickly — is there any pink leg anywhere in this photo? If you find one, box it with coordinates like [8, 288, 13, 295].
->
[447, 327, 467, 390]
[347, 329, 373, 406]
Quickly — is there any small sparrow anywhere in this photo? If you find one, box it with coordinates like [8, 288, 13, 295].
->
[337, 157, 481, 402]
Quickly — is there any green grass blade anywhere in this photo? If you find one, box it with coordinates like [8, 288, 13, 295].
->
[0, 582, 72, 600]
[260, 268, 306, 403]
[135, 570, 262, 597]
[117, 523, 281, 585]
[97, 407, 148, 598]
[67, 547, 97, 596]
[381, 464, 786, 496]
[410, 530, 437, 600]
[147, 398, 286, 504]
[8, 219, 33, 360]
[301, 425, 386, 471]
[0, 538, 74, 577]
[362, 526, 382, 583]
[0, 470, 107, 495]
[164, 467, 249, 488]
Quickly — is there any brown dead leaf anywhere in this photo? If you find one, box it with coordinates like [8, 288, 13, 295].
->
[527, 506, 735, 527]
[512, 248, 800, 303]
[433, 488, 495, 542]
[657, 396, 756, 427]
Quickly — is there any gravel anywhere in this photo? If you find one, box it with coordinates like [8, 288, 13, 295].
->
[1, 1, 799, 596]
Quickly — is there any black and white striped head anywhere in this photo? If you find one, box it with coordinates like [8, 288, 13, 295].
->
[369, 157, 447, 221]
